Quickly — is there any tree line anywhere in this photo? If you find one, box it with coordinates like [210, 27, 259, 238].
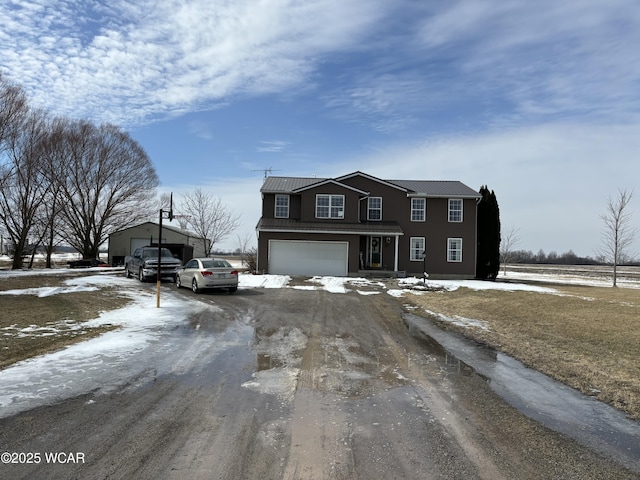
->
[504, 249, 615, 266]
[1, 72, 159, 269]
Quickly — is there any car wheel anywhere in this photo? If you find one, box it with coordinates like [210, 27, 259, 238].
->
[176, 275, 182, 288]
[139, 269, 145, 282]
[192, 278, 199, 294]
[228, 286, 237, 293]
[124, 265, 131, 278]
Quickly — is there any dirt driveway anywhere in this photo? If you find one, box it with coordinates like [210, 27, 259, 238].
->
[0, 284, 637, 479]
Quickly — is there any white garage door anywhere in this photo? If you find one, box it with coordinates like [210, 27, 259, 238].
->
[269, 240, 348, 276]
[130, 238, 151, 254]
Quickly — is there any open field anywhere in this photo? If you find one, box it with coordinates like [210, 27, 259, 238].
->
[406, 267, 640, 420]
[505, 263, 640, 287]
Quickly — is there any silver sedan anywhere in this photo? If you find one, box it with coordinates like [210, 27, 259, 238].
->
[176, 258, 239, 294]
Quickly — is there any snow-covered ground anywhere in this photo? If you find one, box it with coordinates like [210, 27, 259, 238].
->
[0, 262, 636, 418]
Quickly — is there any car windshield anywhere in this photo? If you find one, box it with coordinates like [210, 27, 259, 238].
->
[201, 259, 232, 268]
[141, 248, 174, 259]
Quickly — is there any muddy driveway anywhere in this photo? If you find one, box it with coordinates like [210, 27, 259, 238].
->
[0, 284, 637, 479]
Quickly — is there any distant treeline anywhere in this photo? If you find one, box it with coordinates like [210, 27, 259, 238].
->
[508, 249, 640, 266]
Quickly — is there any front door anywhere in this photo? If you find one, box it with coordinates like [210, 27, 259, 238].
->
[369, 236, 382, 268]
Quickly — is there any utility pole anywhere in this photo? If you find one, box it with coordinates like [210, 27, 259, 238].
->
[156, 193, 174, 308]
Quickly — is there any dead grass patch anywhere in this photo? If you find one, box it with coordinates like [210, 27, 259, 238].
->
[0, 273, 133, 369]
[405, 283, 640, 420]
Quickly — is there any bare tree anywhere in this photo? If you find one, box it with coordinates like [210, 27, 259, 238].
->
[500, 224, 521, 276]
[1, 72, 29, 191]
[46, 119, 159, 259]
[179, 189, 241, 255]
[235, 233, 257, 272]
[0, 111, 51, 269]
[39, 180, 66, 268]
[599, 188, 637, 287]
[0, 72, 28, 154]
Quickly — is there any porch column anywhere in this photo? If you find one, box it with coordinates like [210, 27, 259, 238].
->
[394, 236, 399, 272]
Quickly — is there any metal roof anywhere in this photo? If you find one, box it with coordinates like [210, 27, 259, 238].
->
[261, 173, 479, 198]
[261, 177, 327, 193]
[389, 180, 481, 198]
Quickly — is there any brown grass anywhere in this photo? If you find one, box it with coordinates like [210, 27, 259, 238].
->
[405, 283, 640, 419]
[0, 272, 132, 369]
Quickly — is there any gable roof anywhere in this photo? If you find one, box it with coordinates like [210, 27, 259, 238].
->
[261, 172, 480, 198]
[109, 221, 199, 239]
[336, 171, 408, 192]
[291, 178, 368, 195]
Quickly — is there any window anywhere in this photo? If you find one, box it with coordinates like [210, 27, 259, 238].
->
[368, 197, 382, 221]
[448, 238, 462, 262]
[316, 194, 344, 219]
[410, 237, 425, 261]
[275, 194, 289, 218]
[448, 199, 463, 222]
[411, 198, 425, 222]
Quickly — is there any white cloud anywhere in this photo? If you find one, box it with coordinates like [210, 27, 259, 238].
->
[415, 1, 640, 123]
[187, 121, 214, 140]
[1, 0, 394, 126]
[257, 141, 291, 153]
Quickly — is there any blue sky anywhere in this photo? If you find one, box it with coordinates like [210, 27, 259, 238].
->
[2, 0, 640, 256]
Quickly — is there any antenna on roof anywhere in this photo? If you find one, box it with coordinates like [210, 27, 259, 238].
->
[252, 167, 281, 178]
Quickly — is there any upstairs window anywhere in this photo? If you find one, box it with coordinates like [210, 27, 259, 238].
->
[411, 198, 425, 222]
[316, 194, 344, 219]
[274, 194, 289, 218]
[368, 197, 382, 221]
[448, 238, 462, 262]
[448, 199, 463, 222]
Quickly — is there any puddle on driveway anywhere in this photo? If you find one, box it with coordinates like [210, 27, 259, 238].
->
[403, 312, 640, 474]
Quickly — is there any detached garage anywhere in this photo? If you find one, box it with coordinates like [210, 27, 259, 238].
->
[108, 221, 209, 266]
[268, 240, 348, 277]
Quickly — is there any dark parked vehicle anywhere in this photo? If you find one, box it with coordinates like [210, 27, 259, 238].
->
[124, 246, 182, 282]
[68, 258, 111, 268]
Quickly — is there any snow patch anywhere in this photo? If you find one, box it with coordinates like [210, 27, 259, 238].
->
[242, 367, 300, 401]
[239, 273, 290, 289]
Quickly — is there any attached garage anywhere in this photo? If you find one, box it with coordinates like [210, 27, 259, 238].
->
[268, 240, 348, 276]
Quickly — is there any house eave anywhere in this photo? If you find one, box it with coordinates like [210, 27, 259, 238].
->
[257, 227, 404, 236]
[406, 193, 482, 199]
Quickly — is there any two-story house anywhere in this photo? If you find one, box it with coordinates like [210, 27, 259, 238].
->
[256, 171, 481, 278]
